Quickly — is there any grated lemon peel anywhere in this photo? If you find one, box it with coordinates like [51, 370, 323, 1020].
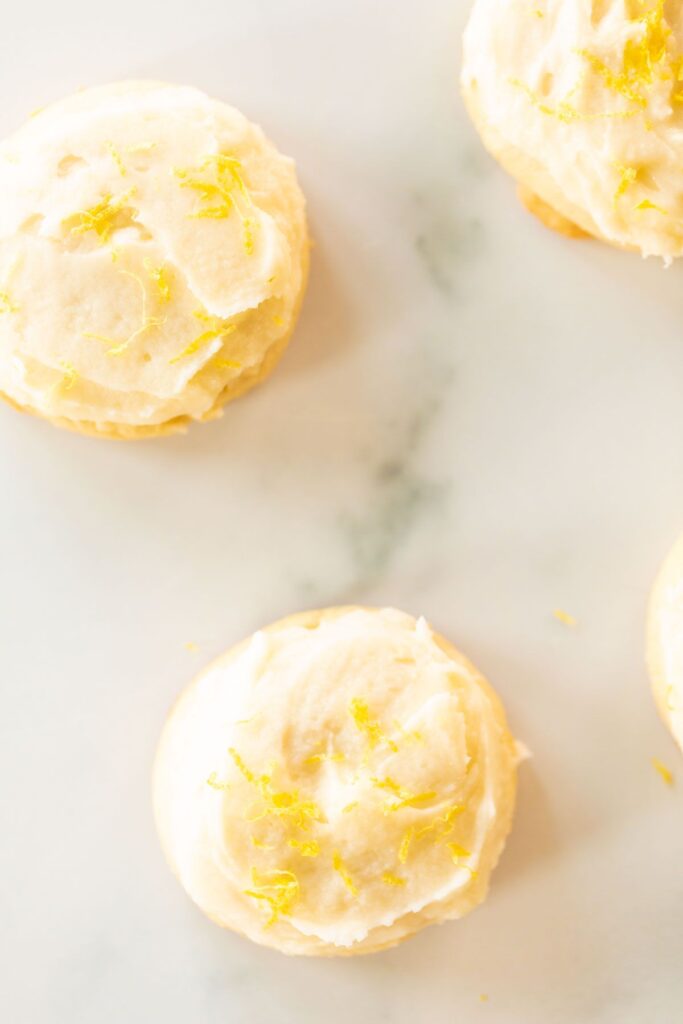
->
[64, 188, 137, 243]
[332, 851, 359, 897]
[349, 698, 399, 755]
[553, 609, 577, 627]
[244, 868, 300, 926]
[169, 309, 237, 365]
[636, 198, 668, 214]
[174, 152, 257, 255]
[370, 776, 437, 813]
[54, 360, 78, 393]
[0, 291, 19, 315]
[399, 803, 466, 864]
[228, 747, 325, 832]
[652, 757, 674, 785]
[288, 838, 320, 857]
[381, 872, 406, 887]
[105, 141, 127, 177]
[614, 164, 638, 204]
[578, 1, 674, 109]
[83, 253, 166, 357]
[206, 772, 231, 791]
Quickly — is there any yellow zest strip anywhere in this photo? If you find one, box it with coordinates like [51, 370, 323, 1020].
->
[84, 256, 166, 356]
[398, 803, 466, 864]
[304, 750, 346, 766]
[251, 836, 275, 850]
[614, 165, 638, 205]
[213, 358, 242, 371]
[244, 868, 300, 926]
[64, 188, 137, 243]
[169, 310, 236, 365]
[342, 801, 358, 814]
[553, 609, 577, 627]
[652, 757, 674, 785]
[55, 360, 78, 393]
[184, 641, 198, 652]
[332, 851, 358, 897]
[0, 291, 19, 314]
[288, 838, 320, 857]
[206, 772, 230, 791]
[635, 198, 668, 214]
[381, 872, 406, 887]
[349, 698, 399, 753]
[174, 152, 257, 255]
[144, 259, 172, 303]
[370, 776, 437, 813]
[228, 747, 324, 831]
[105, 141, 127, 177]
[447, 842, 471, 861]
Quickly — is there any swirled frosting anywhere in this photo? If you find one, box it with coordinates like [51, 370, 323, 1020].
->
[0, 81, 308, 435]
[462, 0, 683, 258]
[153, 607, 518, 956]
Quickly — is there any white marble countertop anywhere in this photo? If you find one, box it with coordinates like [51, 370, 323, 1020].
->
[1, 1, 682, 1021]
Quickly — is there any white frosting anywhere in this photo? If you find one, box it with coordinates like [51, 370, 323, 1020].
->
[462, 0, 683, 258]
[649, 534, 683, 750]
[153, 607, 518, 955]
[0, 81, 308, 431]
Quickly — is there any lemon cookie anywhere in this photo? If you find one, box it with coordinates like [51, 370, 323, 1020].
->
[153, 606, 519, 956]
[0, 81, 308, 438]
[462, 0, 683, 256]
[648, 533, 683, 751]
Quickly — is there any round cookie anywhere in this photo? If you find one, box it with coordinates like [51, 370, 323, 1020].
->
[153, 606, 519, 956]
[462, 0, 683, 257]
[0, 81, 309, 438]
[648, 533, 683, 751]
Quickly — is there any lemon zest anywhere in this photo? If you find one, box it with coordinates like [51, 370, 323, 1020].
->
[349, 698, 399, 754]
[342, 801, 359, 814]
[381, 872, 406, 887]
[169, 310, 237, 365]
[635, 198, 668, 214]
[332, 851, 358, 897]
[304, 750, 346, 766]
[553, 608, 578, 627]
[105, 141, 127, 177]
[652, 757, 674, 785]
[447, 842, 472, 861]
[64, 188, 137, 243]
[206, 772, 230, 791]
[84, 260, 166, 357]
[371, 776, 437, 813]
[398, 804, 466, 864]
[0, 291, 19, 315]
[614, 165, 638, 204]
[144, 259, 172, 303]
[288, 838, 320, 857]
[250, 836, 275, 850]
[578, 0, 673, 108]
[174, 153, 257, 255]
[126, 142, 157, 154]
[228, 748, 324, 831]
[55, 360, 78, 393]
[184, 641, 199, 652]
[510, 77, 639, 123]
[245, 868, 299, 926]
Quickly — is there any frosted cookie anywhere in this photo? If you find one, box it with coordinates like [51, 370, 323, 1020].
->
[648, 533, 683, 751]
[153, 606, 519, 956]
[462, 1, 683, 257]
[0, 81, 308, 438]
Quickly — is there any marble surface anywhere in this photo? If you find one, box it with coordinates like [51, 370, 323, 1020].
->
[1, 1, 682, 1021]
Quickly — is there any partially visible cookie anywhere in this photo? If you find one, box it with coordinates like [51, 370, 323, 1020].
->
[0, 81, 309, 438]
[648, 534, 683, 752]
